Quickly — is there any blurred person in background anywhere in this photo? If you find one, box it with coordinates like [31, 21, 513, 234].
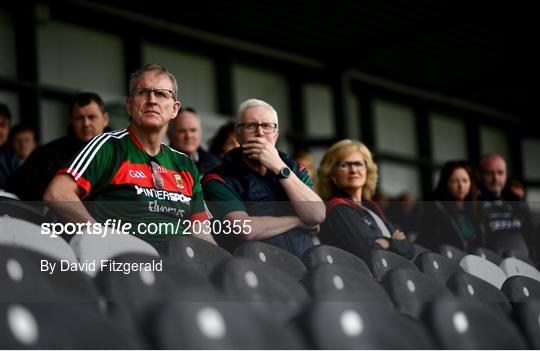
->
[9, 124, 37, 165]
[293, 151, 317, 190]
[5, 92, 109, 200]
[419, 161, 483, 251]
[167, 107, 220, 175]
[208, 120, 239, 160]
[477, 153, 535, 262]
[317, 139, 415, 260]
[0, 103, 18, 189]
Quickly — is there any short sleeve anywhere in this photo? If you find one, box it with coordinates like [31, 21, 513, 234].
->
[58, 136, 114, 197]
[203, 178, 246, 219]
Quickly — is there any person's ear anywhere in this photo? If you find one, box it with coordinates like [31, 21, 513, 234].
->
[103, 112, 110, 127]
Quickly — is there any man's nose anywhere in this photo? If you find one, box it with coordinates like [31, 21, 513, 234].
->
[82, 117, 91, 126]
[146, 91, 158, 103]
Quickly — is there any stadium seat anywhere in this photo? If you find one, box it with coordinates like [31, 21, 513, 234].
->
[501, 275, 540, 304]
[422, 300, 528, 349]
[0, 197, 52, 225]
[300, 244, 372, 277]
[0, 302, 141, 349]
[512, 300, 540, 349]
[157, 235, 233, 276]
[95, 252, 216, 336]
[302, 264, 393, 310]
[500, 257, 540, 281]
[414, 252, 464, 285]
[367, 249, 418, 281]
[468, 246, 503, 265]
[148, 300, 305, 349]
[233, 241, 307, 281]
[438, 244, 467, 265]
[69, 230, 159, 276]
[381, 268, 453, 318]
[446, 272, 512, 316]
[211, 258, 310, 324]
[0, 216, 77, 263]
[459, 254, 507, 288]
[0, 245, 101, 313]
[412, 243, 431, 261]
[298, 301, 436, 349]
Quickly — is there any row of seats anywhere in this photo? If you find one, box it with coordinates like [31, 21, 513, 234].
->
[2, 200, 540, 349]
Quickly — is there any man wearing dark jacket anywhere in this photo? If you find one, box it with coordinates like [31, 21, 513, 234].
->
[6, 92, 109, 200]
[477, 153, 535, 262]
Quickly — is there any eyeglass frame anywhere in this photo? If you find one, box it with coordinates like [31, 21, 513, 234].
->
[334, 160, 368, 170]
[236, 122, 278, 133]
[130, 87, 176, 101]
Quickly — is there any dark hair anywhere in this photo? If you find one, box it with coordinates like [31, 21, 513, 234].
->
[0, 103, 12, 120]
[69, 92, 105, 116]
[433, 160, 479, 218]
[209, 120, 236, 158]
[434, 160, 478, 202]
[8, 124, 36, 147]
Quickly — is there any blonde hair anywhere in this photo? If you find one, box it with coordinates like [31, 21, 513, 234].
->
[317, 139, 378, 200]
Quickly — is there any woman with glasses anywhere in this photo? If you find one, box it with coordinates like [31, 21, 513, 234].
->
[317, 139, 415, 260]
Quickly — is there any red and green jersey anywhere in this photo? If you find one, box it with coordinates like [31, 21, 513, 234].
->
[59, 128, 211, 246]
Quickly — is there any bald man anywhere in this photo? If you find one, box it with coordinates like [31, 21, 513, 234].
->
[477, 153, 535, 262]
[167, 107, 220, 175]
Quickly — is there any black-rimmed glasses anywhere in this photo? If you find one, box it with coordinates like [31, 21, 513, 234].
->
[131, 88, 175, 101]
[237, 122, 278, 133]
[335, 160, 367, 170]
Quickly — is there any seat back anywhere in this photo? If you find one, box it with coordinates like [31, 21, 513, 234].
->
[70, 231, 159, 276]
[414, 252, 464, 285]
[0, 216, 77, 263]
[512, 300, 540, 349]
[301, 244, 372, 277]
[148, 300, 305, 349]
[501, 275, 540, 304]
[299, 301, 436, 349]
[438, 244, 467, 264]
[211, 258, 310, 324]
[446, 272, 512, 316]
[500, 257, 540, 281]
[381, 268, 453, 317]
[422, 300, 528, 349]
[469, 245, 503, 265]
[234, 240, 307, 281]
[157, 235, 232, 276]
[459, 254, 507, 288]
[368, 249, 417, 281]
[303, 264, 393, 310]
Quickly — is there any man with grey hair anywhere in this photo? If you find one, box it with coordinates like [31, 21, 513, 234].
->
[477, 153, 535, 262]
[44, 64, 216, 246]
[202, 98, 325, 256]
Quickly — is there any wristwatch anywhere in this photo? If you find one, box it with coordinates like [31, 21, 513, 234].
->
[276, 166, 291, 179]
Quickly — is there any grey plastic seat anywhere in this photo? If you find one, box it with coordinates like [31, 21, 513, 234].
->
[438, 244, 467, 264]
[157, 235, 233, 276]
[446, 272, 512, 316]
[381, 268, 453, 318]
[512, 300, 540, 349]
[302, 264, 393, 310]
[422, 300, 528, 349]
[234, 240, 307, 281]
[500, 257, 540, 281]
[148, 300, 305, 349]
[469, 246, 503, 265]
[0, 216, 77, 263]
[459, 254, 507, 288]
[299, 301, 436, 349]
[368, 249, 418, 281]
[70, 230, 159, 276]
[414, 252, 464, 285]
[301, 244, 372, 277]
[501, 275, 540, 304]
